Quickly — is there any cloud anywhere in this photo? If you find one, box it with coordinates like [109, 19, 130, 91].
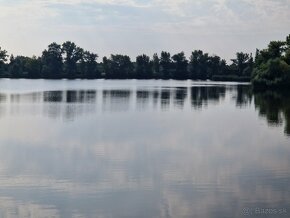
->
[0, 0, 289, 60]
[41, 0, 151, 8]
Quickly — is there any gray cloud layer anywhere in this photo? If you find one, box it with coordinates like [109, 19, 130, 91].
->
[0, 0, 289, 61]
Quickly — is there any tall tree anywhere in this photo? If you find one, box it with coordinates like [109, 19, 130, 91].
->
[189, 50, 200, 79]
[231, 52, 251, 76]
[189, 50, 209, 80]
[82, 51, 99, 79]
[207, 55, 221, 78]
[285, 35, 290, 65]
[268, 41, 286, 59]
[160, 51, 171, 79]
[41, 42, 63, 79]
[102, 56, 109, 77]
[152, 53, 160, 78]
[0, 47, 8, 76]
[135, 54, 153, 79]
[172, 52, 188, 80]
[62, 41, 84, 78]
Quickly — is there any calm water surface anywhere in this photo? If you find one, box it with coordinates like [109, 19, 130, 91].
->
[0, 79, 289, 218]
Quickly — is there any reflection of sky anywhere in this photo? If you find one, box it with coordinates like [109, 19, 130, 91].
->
[0, 80, 289, 217]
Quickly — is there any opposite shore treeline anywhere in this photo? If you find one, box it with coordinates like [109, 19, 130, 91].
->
[0, 34, 289, 88]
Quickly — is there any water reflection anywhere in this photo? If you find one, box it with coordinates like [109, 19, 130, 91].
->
[0, 197, 59, 218]
[0, 94, 7, 103]
[191, 86, 226, 109]
[0, 86, 229, 118]
[173, 87, 187, 108]
[0, 86, 289, 134]
[254, 90, 290, 136]
[0, 81, 289, 218]
[103, 90, 131, 112]
[235, 85, 252, 107]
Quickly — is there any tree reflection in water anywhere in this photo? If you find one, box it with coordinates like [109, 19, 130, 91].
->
[0, 85, 289, 136]
[254, 90, 290, 136]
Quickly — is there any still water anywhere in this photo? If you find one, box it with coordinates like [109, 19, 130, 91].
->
[0, 79, 289, 218]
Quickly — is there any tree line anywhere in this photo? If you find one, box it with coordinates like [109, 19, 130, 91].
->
[0, 34, 289, 88]
[0, 41, 253, 81]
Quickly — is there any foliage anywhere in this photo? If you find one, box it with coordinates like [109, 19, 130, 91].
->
[152, 53, 160, 78]
[41, 42, 63, 79]
[172, 52, 188, 80]
[0, 47, 8, 75]
[160, 51, 171, 79]
[82, 51, 99, 79]
[231, 52, 253, 77]
[9, 55, 41, 78]
[104, 55, 133, 79]
[62, 41, 84, 78]
[0, 36, 289, 85]
[252, 34, 290, 89]
[136, 54, 153, 79]
[189, 50, 230, 80]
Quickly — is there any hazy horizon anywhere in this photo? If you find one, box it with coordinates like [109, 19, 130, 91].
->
[1, 0, 290, 61]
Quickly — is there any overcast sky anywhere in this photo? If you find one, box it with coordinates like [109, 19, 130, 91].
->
[0, 0, 289, 61]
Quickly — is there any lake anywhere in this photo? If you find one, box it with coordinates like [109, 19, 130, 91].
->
[0, 79, 289, 218]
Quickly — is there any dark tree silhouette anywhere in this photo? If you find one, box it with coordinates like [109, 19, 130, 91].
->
[172, 52, 188, 80]
[104, 54, 133, 79]
[152, 53, 160, 78]
[254, 90, 290, 135]
[160, 51, 171, 79]
[41, 42, 63, 79]
[252, 34, 290, 89]
[0, 47, 8, 76]
[0, 34, 289, 86]
[189, 50, 209, 80]
[81, 51, 99, 79]
[8, 56, 41, 78]
[136, 54, 153, 79]
[231, 52, 253, 77]
[62, 41, 84, 79]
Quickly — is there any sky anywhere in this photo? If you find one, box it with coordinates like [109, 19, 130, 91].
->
[0, 0, 290, 61]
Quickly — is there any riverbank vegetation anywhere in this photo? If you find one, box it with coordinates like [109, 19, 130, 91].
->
[252, 35, 290, 89]
[0, 42, 253, 81]
[0, 34, 289, 89]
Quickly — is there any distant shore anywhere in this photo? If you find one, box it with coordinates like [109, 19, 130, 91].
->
[0, 34, 289, 88]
